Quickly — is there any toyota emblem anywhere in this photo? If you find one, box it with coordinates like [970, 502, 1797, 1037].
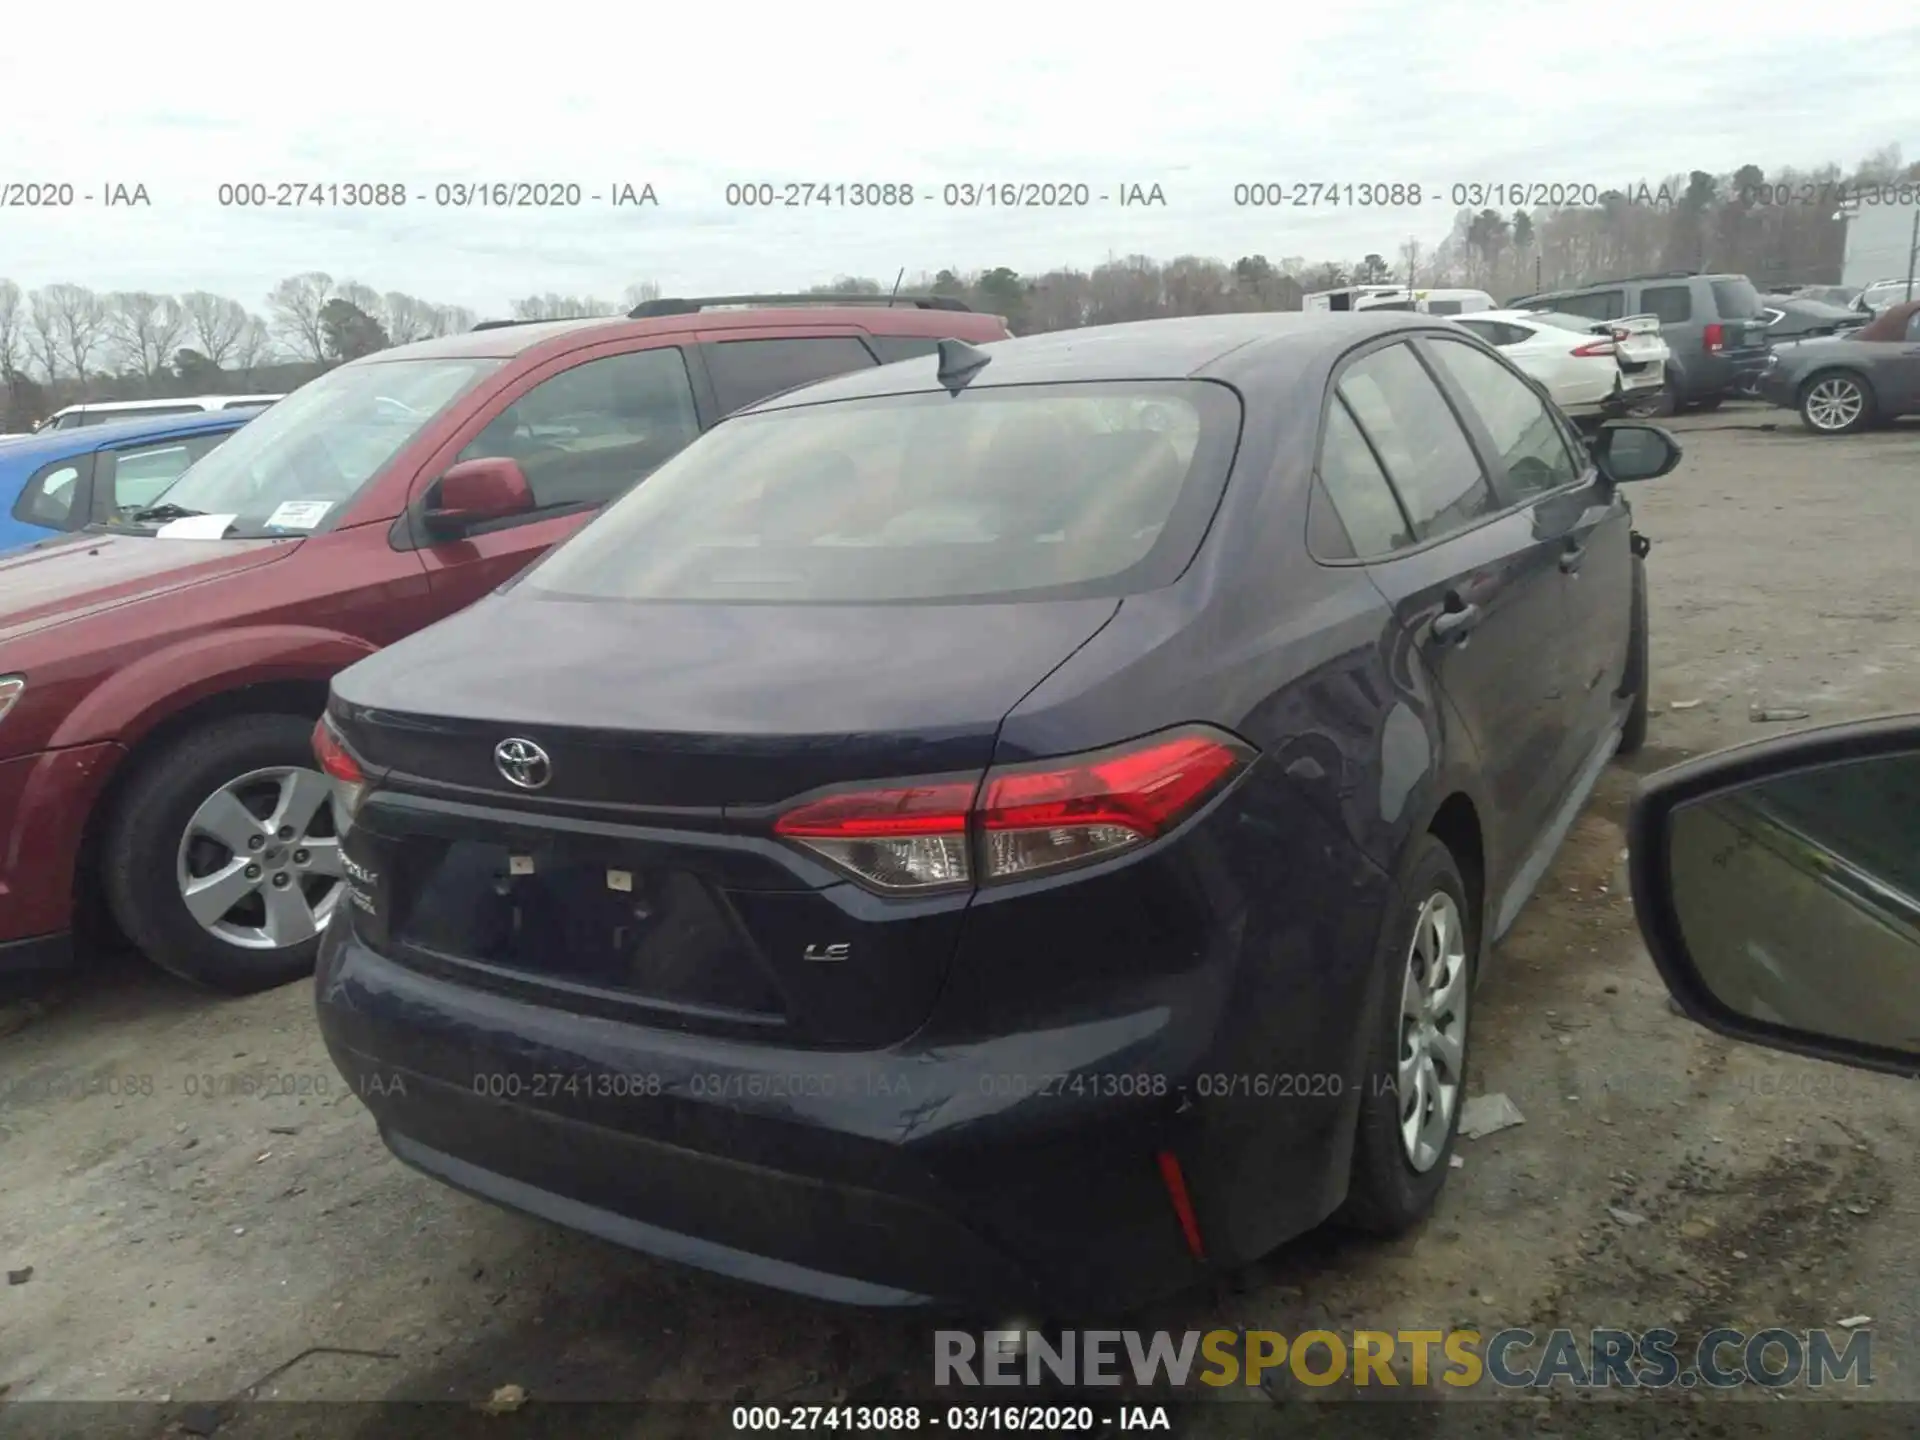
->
[493, 737, 552, 790]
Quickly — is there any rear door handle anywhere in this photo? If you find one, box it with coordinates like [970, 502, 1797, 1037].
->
[1430, 602, 1482, 643]
[1560, 541, 1586, 574]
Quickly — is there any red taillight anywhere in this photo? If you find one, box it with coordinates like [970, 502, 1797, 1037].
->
[1703, 323, 1725, 353]
[312, 717, 363, 782]
[772, 727, 1252, 893]
[1609, 327, 1631, 344]
[1157, 1150, 1207, 1261]
[312, 716, 369, 832]
[1571, 340, 1617, 358]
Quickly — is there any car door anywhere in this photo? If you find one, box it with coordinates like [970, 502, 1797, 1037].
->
[88, 430, 232, 523]
[408, 340, 712, 618]
[1333, 338, 1574, 877]
[692, 328, 880, 417]
[1420, 334, 1631, 790]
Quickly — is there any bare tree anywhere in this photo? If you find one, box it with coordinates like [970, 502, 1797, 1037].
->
[426, 304, 478, 337]
[0, 279, 22, 385]
[336, 280, 383, 320]
[382, 292, 434, 345]
[26, 289, 63, 381]
[622, 280, 662, 310]
[109, 292, 189, 380]
[509, 293, 619, 320]
[183, 291, 249, 369]
[268, 272, 334, 363]
[232, 316, 273, 383]
[33, 284, 111, 384]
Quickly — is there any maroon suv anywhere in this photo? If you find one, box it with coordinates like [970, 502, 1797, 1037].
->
[0, 296, 1010, 993]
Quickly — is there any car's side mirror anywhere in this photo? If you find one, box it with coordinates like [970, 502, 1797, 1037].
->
[422, 457, 534, 535]
[1628, 716, 1920, 1077]
[1590, 421, 1681, 482]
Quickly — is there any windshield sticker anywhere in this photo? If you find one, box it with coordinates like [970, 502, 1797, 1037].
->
[154, 513, 239, 539]
[265, 500, 334, 530]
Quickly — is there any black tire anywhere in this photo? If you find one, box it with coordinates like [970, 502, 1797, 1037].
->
[102, 712, 335, 995]
[1335, 834, 1477, 1236]
[1617, 555, 1649, 756]
[1799, 371, 1876, 435]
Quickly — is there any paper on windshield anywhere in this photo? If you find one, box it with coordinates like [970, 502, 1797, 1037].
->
[265, 500, 333, 530]
[154, 513, 239, 539]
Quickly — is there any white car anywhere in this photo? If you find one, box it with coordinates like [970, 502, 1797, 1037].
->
[1856, 279, 1917, 315]
[1450, 309, 1670, 420]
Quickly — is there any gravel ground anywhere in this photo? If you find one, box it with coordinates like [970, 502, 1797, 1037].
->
[2, 409, 1918, 1438]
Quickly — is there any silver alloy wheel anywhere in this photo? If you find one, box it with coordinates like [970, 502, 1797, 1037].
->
[1396, 891, 1470, 1172]
[175, 765, 344, 949]
[1804, 376, 1865, 431]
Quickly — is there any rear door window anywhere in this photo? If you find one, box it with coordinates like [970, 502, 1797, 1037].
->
[12, 457, 90, 528]
[703, 337, 880, 415]
[523, 380, 1244, 604]
[1314, 398, 1413, 558]
[1335, 343, 1496, 542]
[1554, 290, 1625, 321]
[1642, 285, 1693, 324]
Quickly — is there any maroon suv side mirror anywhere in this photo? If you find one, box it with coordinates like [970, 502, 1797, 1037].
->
[424, 457, 534, 534]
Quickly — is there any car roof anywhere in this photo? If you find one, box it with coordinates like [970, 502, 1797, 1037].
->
[740, 311, 1456, 412]
[0, 409, 253, 463]
[355, 305, 1011, 366]
[1856, 299, 1920, 342]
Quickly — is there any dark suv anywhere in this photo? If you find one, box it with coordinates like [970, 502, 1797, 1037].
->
[1509, 272, 1773, 413]
[0, 295, 1011, 993]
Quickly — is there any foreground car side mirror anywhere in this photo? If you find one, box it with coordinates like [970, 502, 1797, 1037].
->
[423, 457, 534, 535]
[1628, 716, 1920, 1077]
[1591, 421, 1682, 483]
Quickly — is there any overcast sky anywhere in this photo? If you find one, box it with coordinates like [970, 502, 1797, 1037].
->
[5, 1, 1917, 316]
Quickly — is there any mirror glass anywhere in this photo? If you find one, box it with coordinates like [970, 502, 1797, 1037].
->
[1601, 425, 1673, 481]
[1665, 751, 1920, 1053]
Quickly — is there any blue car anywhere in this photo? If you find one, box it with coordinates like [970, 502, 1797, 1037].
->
[0, 410, 258, 554]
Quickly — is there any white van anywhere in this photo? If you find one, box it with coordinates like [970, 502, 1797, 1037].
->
[1304, 286, 1497, 316]
[37, 394, 283, 432]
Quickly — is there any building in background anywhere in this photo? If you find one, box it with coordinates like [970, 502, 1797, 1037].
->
[1842, 201, 1920, 294]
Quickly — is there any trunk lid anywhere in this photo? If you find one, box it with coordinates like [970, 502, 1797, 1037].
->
[330, 589, 1120, 1046]
[1600, 314, 1670, 383]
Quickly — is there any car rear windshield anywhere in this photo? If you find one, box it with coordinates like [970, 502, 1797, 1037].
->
[1709, 278, 1764, 320]
[524, 381, 1244, 605]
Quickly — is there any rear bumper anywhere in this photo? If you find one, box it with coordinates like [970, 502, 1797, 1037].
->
[315, 905, 1372, 1313]
[0, 743, 124, 947]
[1688, 350, 1773, 399]
[1755, 370, 1799, 409]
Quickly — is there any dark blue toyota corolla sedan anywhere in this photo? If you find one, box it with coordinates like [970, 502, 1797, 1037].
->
[312, 311, 1679, 1313]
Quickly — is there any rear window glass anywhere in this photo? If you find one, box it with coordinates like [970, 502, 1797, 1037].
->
[525, 381, 1244, 605]
[1708, 278, 1763, 320]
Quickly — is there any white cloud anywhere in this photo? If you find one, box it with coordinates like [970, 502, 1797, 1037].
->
[3, 0, 1915, 312]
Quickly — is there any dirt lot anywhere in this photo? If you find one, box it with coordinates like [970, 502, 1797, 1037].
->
[3, 410, 1919, 1437]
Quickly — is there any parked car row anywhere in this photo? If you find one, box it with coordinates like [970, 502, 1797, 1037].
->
[0, 290, 1683, 1312]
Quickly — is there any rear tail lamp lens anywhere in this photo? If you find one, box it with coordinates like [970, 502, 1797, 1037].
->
[312, 716, 369, 832]
[773, 727, 1253, 893]
[1703, 323, 1725, 353]
[1571, 340, 1617, 357]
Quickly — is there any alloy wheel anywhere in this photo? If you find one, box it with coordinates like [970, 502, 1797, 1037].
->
[1396, 891, 1470, 1172]
[1804, 377, 1865, 432]
[175, 765, 345, 950]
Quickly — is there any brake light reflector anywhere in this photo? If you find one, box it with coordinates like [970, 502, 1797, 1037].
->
[774, 780, 975, 892]
[1703, 323, 1725, 353]
[312, 716, 368, 832]
[770, 728, 1252, 893]
[1571, 340, 1617, 358]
